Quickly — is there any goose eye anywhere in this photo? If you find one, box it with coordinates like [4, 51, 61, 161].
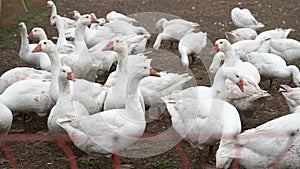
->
[220, 41, 223, 44]
[34, 30, 37, 32]
[43, 42, 47, 45]
[62, 70, 66, 73]
[143, 66, 147, 69]
[116, 40, 119, 43]
[236, 75, 239, 78]
[86, 16, 89, 18]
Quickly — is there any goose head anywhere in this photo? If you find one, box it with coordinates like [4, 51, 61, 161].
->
[78, 14, 99, 26]
[71, 10, 81, 20]
[102, 39, 128, 53]
[47, 1, 54, 7]
[130, 64, 161, 80]
[28, 27, 45, 39]
[97, 18, 109, 26]
[222, 67, 244, 92]
[59, 66, 75, 82]
[19, 22, 26, 29]
[32, 40, 56, 53]
[214, 39, 231, 52]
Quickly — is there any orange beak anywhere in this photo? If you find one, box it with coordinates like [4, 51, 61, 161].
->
[91, 15, 99, 23]
[102, 41, 114, 51]
[67, 72, 75, 81]
[214, 44, 219, 52]
[150, 68, 160, 77]
[32, 44, 42, 53]
[236, 79, 244, 92]
[28, 31, 34, 38]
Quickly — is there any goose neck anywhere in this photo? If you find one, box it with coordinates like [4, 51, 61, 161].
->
[58, 78, 72, 100]
[56, 21, 67, 44]
[223, 48, 238, 67]
[20, 28, 29, 53]
[117, 50, 128, 74]
[20, 28, 29, 44]
[125, 72, 145, 122]
[211, 70, 227, 99]
[48, 50, 62, 101]
[75, 23, 87, 43]
[51, 4, 57, 17]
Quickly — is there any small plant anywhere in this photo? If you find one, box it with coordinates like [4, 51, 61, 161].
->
[77, 158, 97, 166]
[45, 140, 56, 146]
[152, 160, 170, 169]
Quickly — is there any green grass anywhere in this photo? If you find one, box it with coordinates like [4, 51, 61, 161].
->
[77, 158, 97, 166]
[152, 160, 170, 169]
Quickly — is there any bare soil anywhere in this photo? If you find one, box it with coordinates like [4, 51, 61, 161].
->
[0, 0, 299, 169]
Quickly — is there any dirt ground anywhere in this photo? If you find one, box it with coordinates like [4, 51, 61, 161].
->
[0, 0, 300, 168]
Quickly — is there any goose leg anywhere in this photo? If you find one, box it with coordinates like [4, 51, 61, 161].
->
[11, 113, 29, 133]
[191, 54, 196, 65]
[207, 145, 216, 165]
[268, 79, 273, 90]
[153, 33, 172, 49]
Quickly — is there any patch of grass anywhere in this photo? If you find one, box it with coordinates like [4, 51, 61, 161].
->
[45, 139, 56, 146]
[194, 74, 203, 80]
[152, 160, 170, 169]
[77, 158, 97, 166]
[0, 0, 63, 46]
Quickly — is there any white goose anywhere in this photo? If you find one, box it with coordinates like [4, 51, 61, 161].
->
[33, 39, 108, 114]
[48, 66, 89, 135]
[0, 101, 13, 134]
[56, 62, 160, 158]
[216, 112, 300, 169]
[102, 40, 192, 115]
[255, 28, 293, 40]
[28, 27, 48, 41]
[47, 0, 76, 28]
[61, 14, 117, 81]
[18, 22, 51, 71]
[162, 96, 242, 163]
[269, 38, 300, 63]
[104, 20, 149, 36]
[231, 37, 270, 55]
[52, 15, 75, 54]
[0, 78, 53, 118]
[231, 7, 264, 30]
[102, 40, 145, 111]
[106, 10, 137, 24]
[179, 67, 244, 102]
[213, 39, 270, 111]
[279, 84, 300, 113]
[178, 31, 207, 70]
[243, 52, 300, 88]
[155, 18, 199, 32]
[214, 39, 262, 84]
[153, 18, 198, 49]
[109, 34, 151, 55]
[0, 67, 51, 94]
[225, 28, 257, 43]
